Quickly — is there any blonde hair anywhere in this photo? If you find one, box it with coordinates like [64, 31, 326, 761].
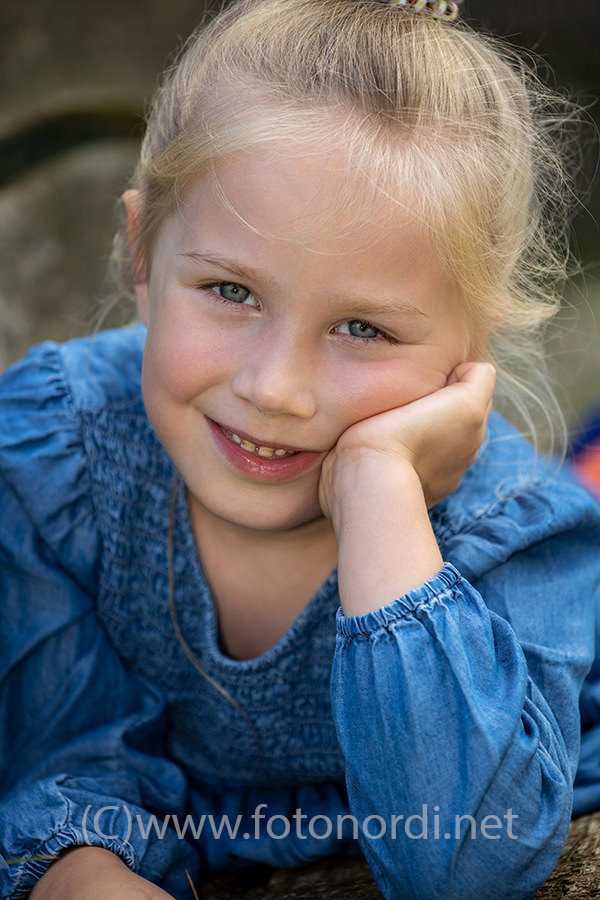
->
[111, 0, 582, 456]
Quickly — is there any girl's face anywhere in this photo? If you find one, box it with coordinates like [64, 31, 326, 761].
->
[133, 146, 472, 533]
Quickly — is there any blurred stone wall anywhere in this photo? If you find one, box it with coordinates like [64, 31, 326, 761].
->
[0, 0, 206, 365]
[0, 0, 598, 423]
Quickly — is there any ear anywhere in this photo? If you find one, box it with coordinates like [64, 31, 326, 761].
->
[121, 189, 149, 325]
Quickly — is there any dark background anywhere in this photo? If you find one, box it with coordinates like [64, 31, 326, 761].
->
[0, 0, 598, 423]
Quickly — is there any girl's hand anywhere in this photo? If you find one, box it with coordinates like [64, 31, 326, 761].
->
[29, 846, 177, 900]
[319, 361, 496, 520]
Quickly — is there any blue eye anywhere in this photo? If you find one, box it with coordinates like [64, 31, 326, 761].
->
[333, 319, 400, 346]
[336, 320, 382, 340]
[213, 282, 259, 307]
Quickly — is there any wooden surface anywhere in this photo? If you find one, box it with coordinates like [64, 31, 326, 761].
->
[196, 811, 600, 899]
[534, 811, 600, 899]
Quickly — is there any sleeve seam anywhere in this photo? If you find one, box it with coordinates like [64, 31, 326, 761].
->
[0, 468, 96, 602]
[52, 343, 103, 587]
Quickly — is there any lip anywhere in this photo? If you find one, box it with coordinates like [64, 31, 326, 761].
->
[206, 417, 326, 483]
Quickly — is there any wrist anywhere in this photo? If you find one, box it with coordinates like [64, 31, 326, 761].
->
[327, 447, 422, 531]
[329, 451, 443, 616]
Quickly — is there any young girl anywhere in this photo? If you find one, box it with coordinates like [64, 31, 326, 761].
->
[1, 0, 600, 898]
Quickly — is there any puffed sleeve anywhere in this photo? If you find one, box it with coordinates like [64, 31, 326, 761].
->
[330, 477, 600, 900]
[0, 344, 200, 899]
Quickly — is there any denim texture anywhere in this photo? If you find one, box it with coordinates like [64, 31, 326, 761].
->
[1, 326, 600, 900]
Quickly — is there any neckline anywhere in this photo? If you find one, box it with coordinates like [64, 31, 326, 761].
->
[172, 475, 340, 673]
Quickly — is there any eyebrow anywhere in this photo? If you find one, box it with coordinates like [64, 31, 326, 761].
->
[177, 250, 430, 320]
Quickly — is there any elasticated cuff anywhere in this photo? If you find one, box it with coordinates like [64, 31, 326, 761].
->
[5, 825, 138, 900]
[335, 561, 462, 636]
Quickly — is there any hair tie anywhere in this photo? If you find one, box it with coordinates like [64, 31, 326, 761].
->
[381, 0, 464, 21]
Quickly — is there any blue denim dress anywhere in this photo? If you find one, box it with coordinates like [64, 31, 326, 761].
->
[1, 326, 599, 900]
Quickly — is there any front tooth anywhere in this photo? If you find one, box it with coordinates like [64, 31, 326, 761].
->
[258, 446, 275, 458]
[240, 439, 257, 452]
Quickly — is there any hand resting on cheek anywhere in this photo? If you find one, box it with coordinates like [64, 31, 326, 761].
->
[319, 360, 497, 517]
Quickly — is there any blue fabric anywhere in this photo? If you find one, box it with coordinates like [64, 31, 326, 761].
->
[1, 325, 600, 900]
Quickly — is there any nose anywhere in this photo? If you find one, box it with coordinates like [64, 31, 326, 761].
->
[231, 340, 317, 419]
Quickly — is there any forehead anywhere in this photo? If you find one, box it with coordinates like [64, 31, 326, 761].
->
[175, 142, 417, 251]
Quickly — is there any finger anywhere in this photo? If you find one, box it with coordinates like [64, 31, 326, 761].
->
[447, 361, 496, 397]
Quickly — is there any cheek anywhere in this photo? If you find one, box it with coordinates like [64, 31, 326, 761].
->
[328, 357, 448, 427]
[142, 317, 233, 403]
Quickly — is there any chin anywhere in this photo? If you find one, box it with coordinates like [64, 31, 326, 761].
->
[194, 487, 324, 533]
[231, 502, 324, 533]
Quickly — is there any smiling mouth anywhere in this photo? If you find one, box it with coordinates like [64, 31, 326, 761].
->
[218, 424, 301, 459]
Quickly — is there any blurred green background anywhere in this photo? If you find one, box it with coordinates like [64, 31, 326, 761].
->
[0, 0, 598, 429]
